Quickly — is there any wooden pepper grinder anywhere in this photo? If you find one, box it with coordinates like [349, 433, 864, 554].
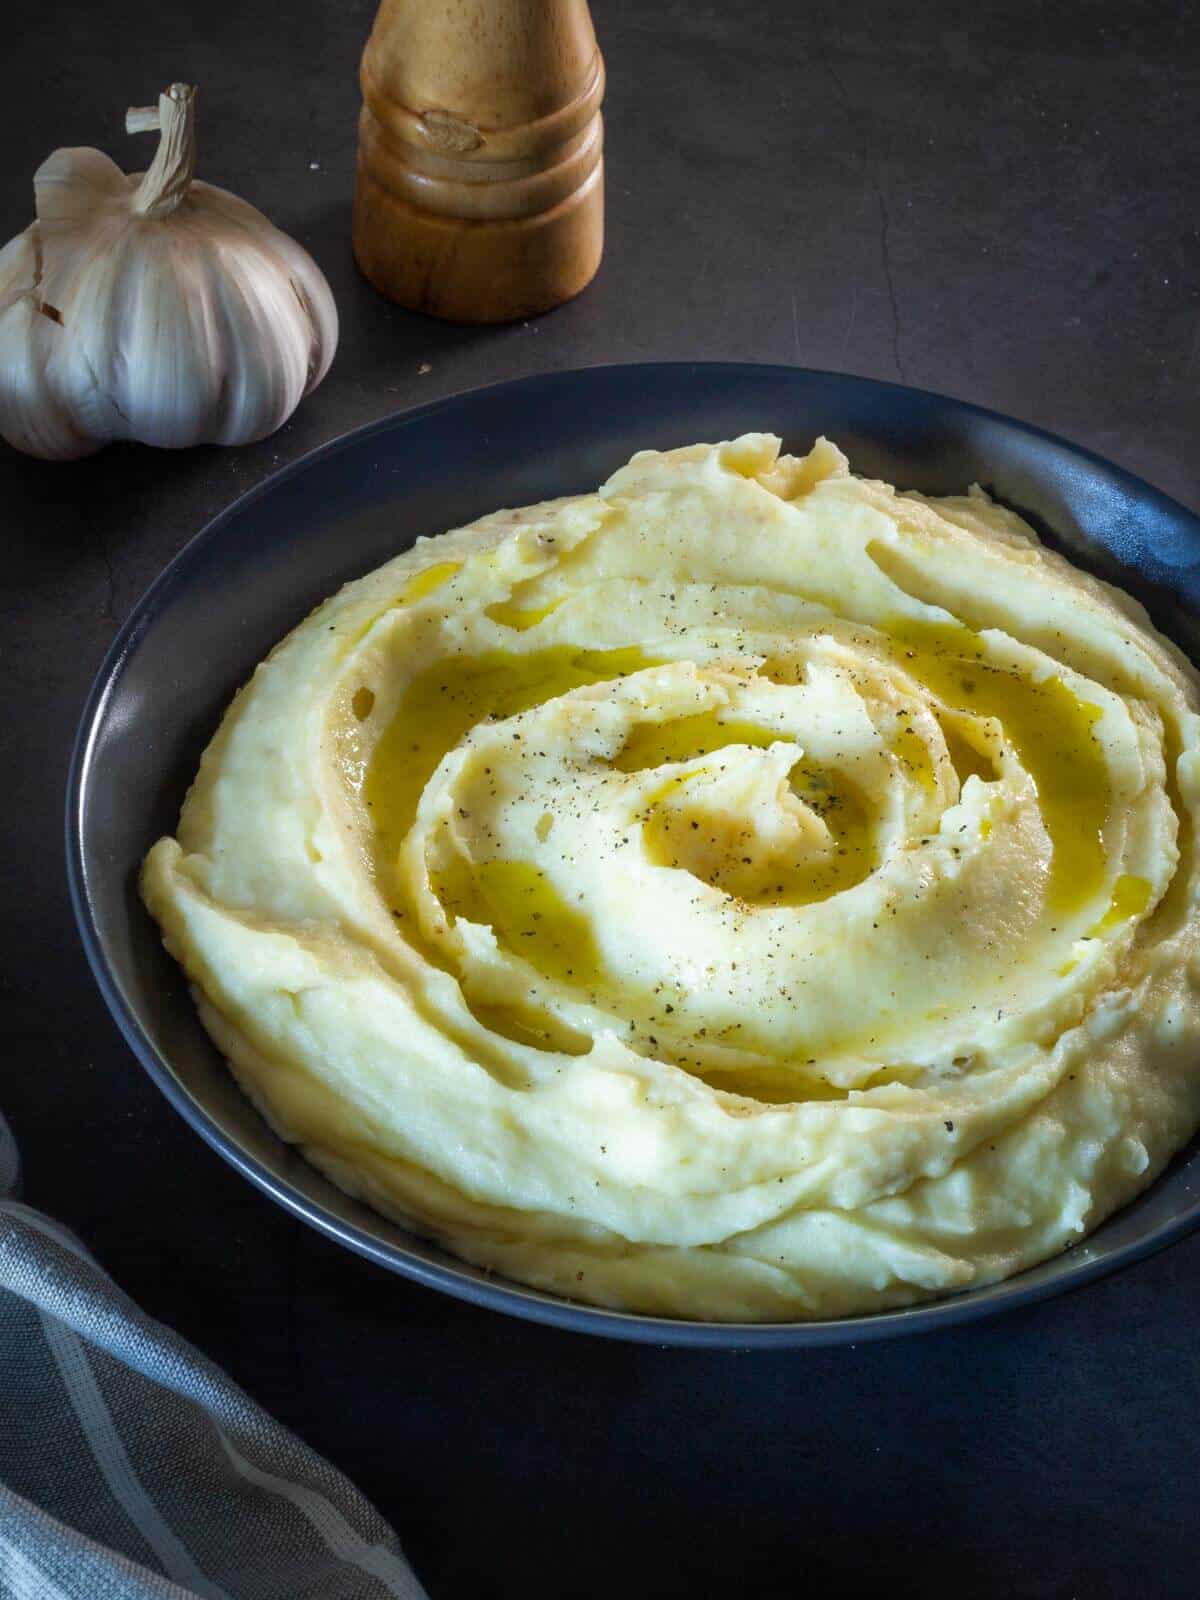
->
[353, 0, 604, 323]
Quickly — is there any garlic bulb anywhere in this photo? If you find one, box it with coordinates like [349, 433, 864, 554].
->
[0, 84, 338, 459]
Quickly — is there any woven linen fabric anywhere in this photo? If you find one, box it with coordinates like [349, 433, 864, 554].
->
[0, 1113, 427, 1600]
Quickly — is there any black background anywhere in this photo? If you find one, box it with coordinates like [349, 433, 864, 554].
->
[4, 3, 1200, 1595]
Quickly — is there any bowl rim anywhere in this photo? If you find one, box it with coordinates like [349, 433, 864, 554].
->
[65, 359, 1200, 1348]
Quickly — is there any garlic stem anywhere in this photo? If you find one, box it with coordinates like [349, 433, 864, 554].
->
[128, 84, 196, 219]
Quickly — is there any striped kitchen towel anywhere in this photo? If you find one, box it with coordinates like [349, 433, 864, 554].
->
[0, 1112, 426, 1600]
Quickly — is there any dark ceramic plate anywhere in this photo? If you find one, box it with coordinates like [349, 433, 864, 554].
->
[67, 363, 1200, 1347]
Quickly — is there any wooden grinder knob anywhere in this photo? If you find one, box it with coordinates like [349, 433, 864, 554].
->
[353, 0, 605, 323]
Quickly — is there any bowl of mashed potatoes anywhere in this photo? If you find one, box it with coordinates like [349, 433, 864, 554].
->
[70, 365, 1200, 1343]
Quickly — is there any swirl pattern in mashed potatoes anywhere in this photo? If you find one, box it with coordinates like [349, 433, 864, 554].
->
[142, 435, 1200, 1320]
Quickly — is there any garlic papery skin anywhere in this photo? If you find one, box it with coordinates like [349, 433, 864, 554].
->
[0, 84, 338, 460]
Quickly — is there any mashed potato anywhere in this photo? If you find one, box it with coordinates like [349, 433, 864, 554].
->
[142, 435, 1200, 1320]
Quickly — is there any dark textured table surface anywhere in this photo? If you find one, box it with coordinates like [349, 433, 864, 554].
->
[5, 3, 1200, 1595]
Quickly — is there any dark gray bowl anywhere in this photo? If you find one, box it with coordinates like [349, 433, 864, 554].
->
[67, 363, 1200, 1347]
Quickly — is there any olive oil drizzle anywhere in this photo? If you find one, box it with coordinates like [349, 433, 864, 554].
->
[886, 620, 1110, 918]
[360, 599, 1139, 1087]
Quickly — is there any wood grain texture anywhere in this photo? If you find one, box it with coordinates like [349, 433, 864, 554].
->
[354, 0, 604, 322]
